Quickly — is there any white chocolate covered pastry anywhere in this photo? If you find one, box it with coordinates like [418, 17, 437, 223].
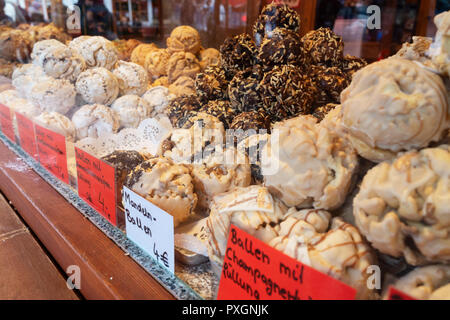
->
[262, 115, 358, 210]
[75, 67, 119, 105]
[33, 44, 86, 82]
[269, 209, 378, 300]
[394, 36, 435, 69]
[206, 185, 288, 270]
[428, 11, 450, 76]
[124, 156, 197, 227]
[141, 86, 175, 118]
[384, 265, 450, 300]
[112, 60, 148, 96]
[166, 26, 201, 55]
[34, 112, 77, 142]
[159, 112, 225, 164]
[8, 98, 41, 118]
[30, 78, 76, 115]
[71, 104, 120, 140]
[144, 48, 171, 80]
[353, 146, 450, 265]
[69, 36, 118, 70]
[339, 58, 449, 162]
[111, 95, 153, 129]
[31, 39, 66, 62]
[192, 147, 251, 211]
[0, 89, 20, 106]
[166, 52, 201, 83]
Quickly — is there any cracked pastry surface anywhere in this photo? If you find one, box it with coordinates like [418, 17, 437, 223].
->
[384, 265, 450, 300]
[428, 11, 450, 76]
[166, 25, 201, 55]
[69, 36, 118, 70]
[394, 36, 435, 68]
[124, 156, 197, 227]
[269, 209, 377, 299]
[113, 60, 148, 96]
[168, 76, 196, 97]
[75, 67, 119, 106]
[166, 51, 201, 83]
[339, 58, 449, 162]
[30, 77, 76, 115]
[71, 103, 120, 139]
[0, 29, 33, 62]
[111, 95, 153, 129]
[262, 115, 358, 210]
[144, 48, 170, 80]
[206, 185, 288, 270]
[34, 111, 77, 142]
[142, 86, 175, 118]
[130, 43, 158, 67]
[353, 145, 450, 266]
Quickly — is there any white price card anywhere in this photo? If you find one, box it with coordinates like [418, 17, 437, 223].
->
[122, 186, 175, 273]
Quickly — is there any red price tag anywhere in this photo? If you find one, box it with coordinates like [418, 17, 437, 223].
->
[387, 286, 416, 300]
[217, 225, 357, 300]
[0, 103, 15, 142]
[15, 112, 38, 160]
[75, 147, 117, 226]
[35, 123, 69, 184]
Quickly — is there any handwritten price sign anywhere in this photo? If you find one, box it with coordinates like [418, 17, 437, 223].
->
[75, 147, 117, 226]
[35, 123, 69, 184]
[122, 186, 174, 273]
[217, 225, 357, 300]
[0, 103, 15, 142]
[15, 112, 38, 160]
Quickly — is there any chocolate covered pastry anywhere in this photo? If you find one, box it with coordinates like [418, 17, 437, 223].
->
[312, 103, 339, 122]
[340, 54, 368, 81]
[113, 60, 149, 96]
[353, 145, 450, 265]
[166, 51, 201, 83]
[260, 64, 315, 121]
[166, 25, 201, 55]
[302, 27, 344, 65]
[219, 34, 255, 73]
[228, 67, 263, 112]
[195, 65, 229, 103]
[124, 156, 197, 227]
[257, 27, 305, 67]
[230, 110, 270, 138]
[101, 150, 149, 208]
[199, 100, 237, 129]
[310, 65, 349, 106]
[253, 3, 301, 47]
[165, 94, 201, 128]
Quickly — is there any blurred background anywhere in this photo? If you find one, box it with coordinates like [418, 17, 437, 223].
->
[1, 0, 448, 61]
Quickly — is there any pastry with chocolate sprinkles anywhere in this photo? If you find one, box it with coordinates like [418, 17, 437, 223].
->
[199, 100, 237, 129]
[229, 110, 271, 144]
[257, 28, 305, 67]
[260, 64, 315, 121]
[195, 65, 229, 103]
[101, 150, 149, 208]
[302, 27, 344, 65]
[219, 33, 256, 73]
[228, 67, 263, 112]
[165, 94, 201, 128]
[313, 103, 339, 122]
[310, 65, 349, 106]
[340, 54, 368, 81]
[253, 3, 301, 47]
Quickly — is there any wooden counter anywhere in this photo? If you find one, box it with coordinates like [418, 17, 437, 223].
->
[0, 140, 175, 300]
